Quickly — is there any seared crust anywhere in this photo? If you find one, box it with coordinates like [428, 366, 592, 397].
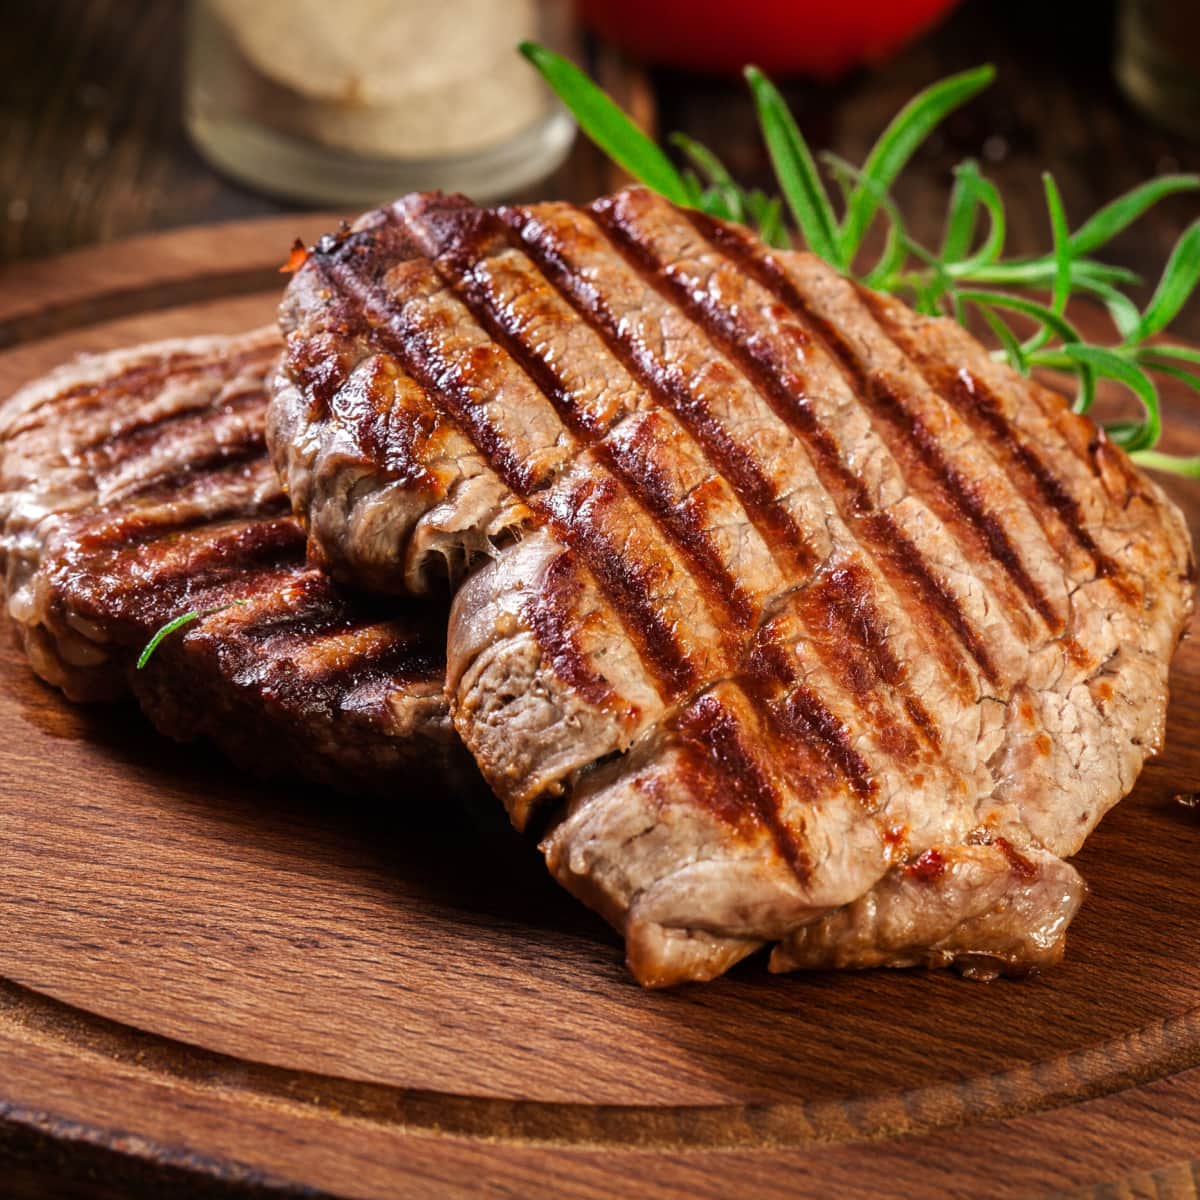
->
[0, 329, 475, 795]
[273, 187, 1195, 984]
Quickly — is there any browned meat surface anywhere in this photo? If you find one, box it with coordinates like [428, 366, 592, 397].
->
[0, 329, 475, 795]
[271, 187, 1195, 985]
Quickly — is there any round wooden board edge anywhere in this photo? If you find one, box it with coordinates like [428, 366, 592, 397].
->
[3, 218, 1200, 1198]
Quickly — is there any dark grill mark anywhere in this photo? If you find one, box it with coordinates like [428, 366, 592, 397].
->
[8, 344, 277, 437]
[77, 380, 268, 466]
[306, 253, 536, 497]
[677, 209, 1052, 649]
[310, 226, 695, 696]
[257, 623, 446, 693]
[801, 563, 940, 750]
[952, 372, 1133, 587]
[107, 431, 271, 503]
[56, 518, 309, 635]
[600, 419, 757, 628]
[500, 205, 818, 586]
[865, 373, 1060, 629]
[854, 291, 1138, 594]
[525, 550, 621, 711]
[324, 354, 439, 493]
[407, 206, 755, 632]
[60, 483, 292, 558]
[743, 636, 876, 803]
[593, 200, 1000, 686]
[531, 474, 698, 695]
[677, 692, 812, 881]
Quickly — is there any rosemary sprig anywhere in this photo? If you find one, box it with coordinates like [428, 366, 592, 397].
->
[137, 600, 247, 669]
[523, 44, 1200, 477]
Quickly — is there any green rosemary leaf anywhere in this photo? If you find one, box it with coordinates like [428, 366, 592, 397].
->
[965, 290, 1098, 413]
[863, 212, 910, 291]
[746, 191, 789, 248]
[1128, 219, 1200, 342]
[136, 612, 203, 669]
[1020, 172, 1073, 358]
[1130, 448, 1200, 478]
[1072, 260, 1143, 287]
[1043, 173, 1072, 316]
[947, 257, 1134, 287]
[1135, 343, 1200, 367]
[904, 236, 959, 315]
[1074, 363, 1098, 415]
[136, 600, 247, 670]
[838, 65, 995, 264]
[821, 150, 916, 291]
[744, 66, 840, 264]
[949, 165, 1006, 270]
[974, 301, 1030, 374]
[940, 161, 982, 263]
[955, 289, 1083, 344]
[1064, 344, 1161, 451]
[1139, 360, 1200, 396]
[518, 45, 1198, 469]
[1104, 420, 1147, 446]
[1081, 279, 1143, 341]
[1070, 174, 1200, 257]
[669, 132, 733, 185]
[669, 132, 748, 222]
[699, 184, 737, 221]
[679, 168, 706, 207]
[518, 42, 691, 205]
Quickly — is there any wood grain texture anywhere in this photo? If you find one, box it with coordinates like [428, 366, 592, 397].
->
[2, 225, 1200, 1199]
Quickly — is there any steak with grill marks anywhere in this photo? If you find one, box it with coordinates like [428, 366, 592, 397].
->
[271, 187, 1196, 986]
[0, 329, 474, 795]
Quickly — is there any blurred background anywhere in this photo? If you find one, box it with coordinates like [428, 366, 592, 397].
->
[2, 0, 1198, 336]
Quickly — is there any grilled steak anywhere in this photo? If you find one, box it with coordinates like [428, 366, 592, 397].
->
[272, 187, 1195, 985]
[0, 329, 473, 794]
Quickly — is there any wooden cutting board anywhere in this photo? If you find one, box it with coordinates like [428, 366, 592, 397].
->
[2, 218, 1200, 1200]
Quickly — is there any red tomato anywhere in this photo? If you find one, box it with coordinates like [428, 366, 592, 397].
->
[576, 0, 962, 78]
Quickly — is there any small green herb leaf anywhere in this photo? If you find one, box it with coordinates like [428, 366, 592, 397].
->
[745, 66, 840, 264]
[1140, 360, 1200, 397]
[1043, 173, 1072, 317]
[1131, 449, 1200, 477]
[669, 132, 748, 222]
[1019, 172, 1073, 358]
[137, 600, 247, 670]
[137, 612, 203, 669]
[838, 65, 996, 264]
[974, 301, 1030, 374]
[1128, 219, 1200, 343]
[1070, 175, 1200, 257]
[1136, 343, 1200, 367]
[940, 161, 982, 264]
[956, 289, 1083, 344]
[745, 190, 789, 248]
[518, 42, 690, 205]
[1063, 344, 1161, 451]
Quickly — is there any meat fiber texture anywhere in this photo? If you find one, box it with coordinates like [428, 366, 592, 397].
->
[271, 187, 1196, 985]
[0, 329, 475, 796]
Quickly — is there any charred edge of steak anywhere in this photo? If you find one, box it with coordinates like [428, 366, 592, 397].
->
[1, 329, 478, 796]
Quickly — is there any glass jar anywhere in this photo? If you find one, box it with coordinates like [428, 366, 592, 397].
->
[184, 0, 576, 206]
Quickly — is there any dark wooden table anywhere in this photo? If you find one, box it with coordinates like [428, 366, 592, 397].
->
[3, 0, 1198, 337]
